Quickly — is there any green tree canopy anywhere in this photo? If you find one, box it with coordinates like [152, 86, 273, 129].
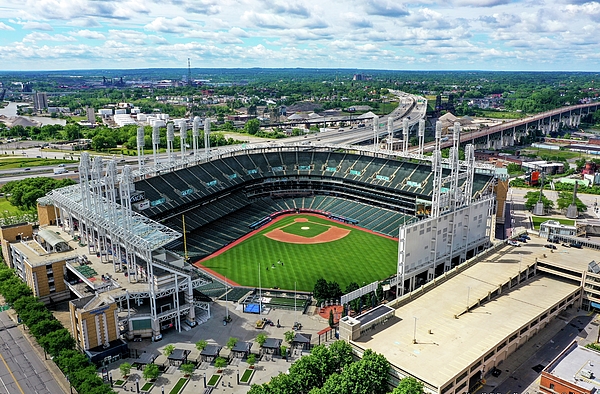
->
[556, 191, 588, 212]
[524, 191, 554, 211]
[1, 177, 75, 210]
[244, 118, 260, 135]
[391, 377, 425, 394]
[143, 363, 159, 380]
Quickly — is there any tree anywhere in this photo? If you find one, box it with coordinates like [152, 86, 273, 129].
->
[163, 344, 175, 357]
[328, 310, 335, 328]
[284, 330, 295, 344]
[313, 278, 329, 301]
[39, 328, 75, 358]
[524, 191, 554, 211]
[119, 362, 132, 378]
[256, 333, 268, 347]
[280, 345, 287, 358]
[391, 377, 425, 394]
[30, 319, 64, 339]
[375, 282, 384, 302]
[226, 337, 239, 349]
[244, 118, 260, 135]
[195, 340, 208, 352]
[214, 357, 227, 369]
[327, 281, 342, 300]
[143, 363, 159, 380]
[506, 163, 522, 174]
[556, 191, 588, 212]
[247, 353, 257, 367]
[328, 340, 354, 373]
[1, 177, 75, 210]
[180, 362, 195, 377]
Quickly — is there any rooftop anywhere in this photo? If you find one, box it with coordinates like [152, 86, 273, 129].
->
[353, 251, 579, 389]
[544, 342, 600, 391]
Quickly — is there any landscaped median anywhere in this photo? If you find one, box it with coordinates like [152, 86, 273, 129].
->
[240, 368, 255, 385]
[207, 373, 222, 387]
[141, 381, 154, 393]
[168, 377, 189, 394]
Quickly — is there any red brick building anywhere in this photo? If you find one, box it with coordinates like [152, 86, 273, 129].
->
[540, 341, 600, 394]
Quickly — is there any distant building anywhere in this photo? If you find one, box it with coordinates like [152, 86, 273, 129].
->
[540, 341, 600, 394]
[33, 92, 48, 112]
[86, 107, 96, 124]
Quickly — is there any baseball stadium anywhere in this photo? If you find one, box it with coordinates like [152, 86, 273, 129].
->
[134, 144, 494, 293]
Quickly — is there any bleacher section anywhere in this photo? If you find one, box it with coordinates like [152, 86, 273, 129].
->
[133, 148, 493, 259]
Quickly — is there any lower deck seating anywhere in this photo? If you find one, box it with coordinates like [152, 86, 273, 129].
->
[175, 193, 409, 260]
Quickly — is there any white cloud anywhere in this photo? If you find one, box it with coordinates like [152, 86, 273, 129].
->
[71, 29, 106, 40]
[66, 18, 101, 28]
[0, 22, 15, 31]
[242, 11, 288, 29]
[23, 32, 76, 42]
[22, 21, 54, 31]
[364, 0, 409, 17]
[344, 13, 373, 28]
[144, 16, 195, 34]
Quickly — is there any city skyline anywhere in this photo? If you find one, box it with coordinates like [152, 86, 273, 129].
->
[0, 0, 600, 72]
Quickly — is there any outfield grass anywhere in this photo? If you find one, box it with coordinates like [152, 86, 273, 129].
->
[199, 215, 398, 292]
[531, 216, 575, 230]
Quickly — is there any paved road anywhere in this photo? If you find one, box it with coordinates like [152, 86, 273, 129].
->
[494, 316, 593, 394]
[0, 312, 65, 394]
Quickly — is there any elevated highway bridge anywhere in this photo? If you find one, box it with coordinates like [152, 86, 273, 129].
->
[413, 102, 600, 152]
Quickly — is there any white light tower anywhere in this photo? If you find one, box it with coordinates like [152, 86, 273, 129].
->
[403, 118, 409, 153]
[418, 119, 425, 155]
[204, 118, 211, 157]
[136, 126, 145, 170]
[192, 117, 200, 160]
[180, 121, 187, 158]
[166, 123, 174, 164]
[372, 115, 379, 151]
[431, 121, 443, 218]
[387, 117, 393, 151]
[152, 125, 160, 166]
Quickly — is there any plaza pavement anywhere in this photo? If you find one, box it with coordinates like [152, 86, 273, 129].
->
[105, 300, 334, 394]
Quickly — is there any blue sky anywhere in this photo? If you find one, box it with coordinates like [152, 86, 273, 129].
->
[0, 0, 599, 71]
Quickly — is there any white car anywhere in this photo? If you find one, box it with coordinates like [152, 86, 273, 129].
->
[508, 240, 520, 247]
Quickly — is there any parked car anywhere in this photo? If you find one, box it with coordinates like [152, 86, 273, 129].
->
[570, 243, 583, 249]
[562, 243, 571, 248]
[544, 244, 557, 250]
[508, 240, 520, 246]
[517, 237, 527, 243]
[520, 234, 531, 240]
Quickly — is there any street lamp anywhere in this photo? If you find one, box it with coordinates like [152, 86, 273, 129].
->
[413, 317, 417, 344]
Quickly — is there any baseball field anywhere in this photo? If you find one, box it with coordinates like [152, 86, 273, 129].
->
[195, 214, 398, 292]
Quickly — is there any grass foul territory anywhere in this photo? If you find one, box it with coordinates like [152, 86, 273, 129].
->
[196, 214, 398, 292]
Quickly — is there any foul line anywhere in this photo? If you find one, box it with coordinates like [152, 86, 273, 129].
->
[0, 351, 25, 394]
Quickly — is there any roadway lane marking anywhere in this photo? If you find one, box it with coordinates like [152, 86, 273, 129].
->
[0, 352, 24, 394]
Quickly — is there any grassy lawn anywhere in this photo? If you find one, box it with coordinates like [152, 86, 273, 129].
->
[0, 157, 73, 169]
[240, 369, 254, 383]
[114, 380, 124, 386]
[531, 216, 575, 230]
[207, 374, 221, 387]
[0, 199, 24, 216]
[476, 110, 526, 119]
[168, 378, 188, 394]
[199, 215, 398, 292]
[281, 220, 329, 237]
[141, 382, 153, 391]
[520, 148, 583, 161]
